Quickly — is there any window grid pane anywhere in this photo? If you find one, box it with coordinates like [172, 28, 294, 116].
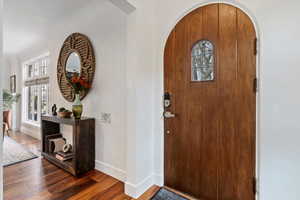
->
[41, 84, 49, 116]
[34, 62, 39, 78]
[24, 55, 50, 124]
[28, 65, 33, 79]
[27, 86, 32, 120]
[40, 59, 48, 77]
[33, 85, 38, 121]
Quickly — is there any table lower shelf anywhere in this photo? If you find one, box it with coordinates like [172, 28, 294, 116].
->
[42, 152, 76, 176]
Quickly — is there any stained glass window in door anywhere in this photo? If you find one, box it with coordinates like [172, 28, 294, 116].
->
[191, 40, 214, 81]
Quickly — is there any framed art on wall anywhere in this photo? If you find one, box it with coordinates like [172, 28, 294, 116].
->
[10, 75, 16, 93]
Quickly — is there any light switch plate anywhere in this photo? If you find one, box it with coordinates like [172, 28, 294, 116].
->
[100, 113, 111, 124]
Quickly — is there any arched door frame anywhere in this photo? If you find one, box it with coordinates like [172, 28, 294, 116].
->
[159, 0, 261, 198]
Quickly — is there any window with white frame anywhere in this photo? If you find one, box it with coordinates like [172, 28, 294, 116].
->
[23, 54, 50, 125]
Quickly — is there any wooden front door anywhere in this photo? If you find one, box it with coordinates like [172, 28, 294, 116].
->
[164, 4, 256, 200]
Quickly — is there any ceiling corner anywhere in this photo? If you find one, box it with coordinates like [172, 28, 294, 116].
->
[109, 0, 136, 14]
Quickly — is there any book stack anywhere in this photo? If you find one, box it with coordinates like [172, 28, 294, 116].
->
[55, 151, 73, 161]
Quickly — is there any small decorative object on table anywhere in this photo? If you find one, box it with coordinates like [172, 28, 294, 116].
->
[45, 134, 63, 153]
[63, 144, 72, 153]
[69, 73, 91, 119]
[58, 107, 72, 118]
[72, 93, 82, 119]
[48, 137, 66, 153]
[52, 104, 57, 116]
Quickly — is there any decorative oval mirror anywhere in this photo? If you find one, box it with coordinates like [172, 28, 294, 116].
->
[65, 52, 81, 80]
[57, 33, 95, 102]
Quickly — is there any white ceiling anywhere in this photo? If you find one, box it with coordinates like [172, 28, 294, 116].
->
[4, 0, 96, 55]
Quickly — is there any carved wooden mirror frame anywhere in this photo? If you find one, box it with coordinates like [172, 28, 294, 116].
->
[57, 33, 95, 102]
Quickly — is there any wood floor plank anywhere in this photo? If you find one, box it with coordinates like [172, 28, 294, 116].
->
[27, 176, 93, 200]
[137, 186, 160, 200]
[89, 182, 124, 200]
[67, 176, 120, 200]
[4, 132, 158, 200]
[112, 193, 132, 200]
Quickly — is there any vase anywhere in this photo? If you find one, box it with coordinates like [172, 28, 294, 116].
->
[72, 93, 83, 119]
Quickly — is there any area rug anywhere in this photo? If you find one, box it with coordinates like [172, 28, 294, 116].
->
[3, 136, 38, 167]
[151, 188, 188, 200]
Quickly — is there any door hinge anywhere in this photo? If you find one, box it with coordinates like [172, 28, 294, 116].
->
[254, 38, 258, 55]
[253, 177, 258, 195]
[253, 78, 258, 93]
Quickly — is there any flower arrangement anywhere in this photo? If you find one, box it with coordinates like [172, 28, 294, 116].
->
[69, 73, 91, 119]
[70, 73, 91, 94]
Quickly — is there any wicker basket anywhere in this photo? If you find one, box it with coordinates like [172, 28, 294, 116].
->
[58, 111, 72, 118]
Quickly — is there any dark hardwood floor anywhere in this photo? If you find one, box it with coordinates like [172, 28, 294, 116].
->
[4, 132, 159, 200]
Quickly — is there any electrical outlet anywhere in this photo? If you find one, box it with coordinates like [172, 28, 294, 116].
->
[99, 113, 111, 124]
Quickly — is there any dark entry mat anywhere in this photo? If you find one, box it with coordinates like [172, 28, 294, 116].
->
[151, 188, 188, 200]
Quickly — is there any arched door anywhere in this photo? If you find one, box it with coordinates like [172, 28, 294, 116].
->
[164, 4, 257, 200]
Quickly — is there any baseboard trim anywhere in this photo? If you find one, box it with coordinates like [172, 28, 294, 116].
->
[20, 125, 41, 140]
[95, 160, 126, 182]
[125, 174, 154, 198]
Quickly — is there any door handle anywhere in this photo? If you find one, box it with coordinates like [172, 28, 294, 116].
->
[164, 111, 176, 118]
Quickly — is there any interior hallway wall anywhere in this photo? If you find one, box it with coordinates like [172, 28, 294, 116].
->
[2, 57, 10, 90]
[4, 55, 22, 131]
[151, 0, 300, 200]
[124, 0, 156, 197]
[16, 0, 128, 182]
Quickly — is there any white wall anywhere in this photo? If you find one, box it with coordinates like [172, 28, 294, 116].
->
[124, 0, 156, 197]
[2, 57, 10, 90]
[148, 0, 300, 200]
[4, 55, 22, 131]
[17, 0, 128, 181]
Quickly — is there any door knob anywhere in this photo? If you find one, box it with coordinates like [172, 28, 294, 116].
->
[164, 111, 176, 118]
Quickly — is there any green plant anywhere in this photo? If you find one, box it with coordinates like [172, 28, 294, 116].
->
[3, 89, 21, 111]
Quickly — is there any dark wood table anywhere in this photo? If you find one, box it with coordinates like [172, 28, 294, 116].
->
[41, 115, 95, 176]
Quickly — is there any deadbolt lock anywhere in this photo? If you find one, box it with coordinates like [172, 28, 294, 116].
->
[164, 92, 171, 108]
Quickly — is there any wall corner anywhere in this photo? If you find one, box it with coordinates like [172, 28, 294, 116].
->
[109, 0, 136, 14]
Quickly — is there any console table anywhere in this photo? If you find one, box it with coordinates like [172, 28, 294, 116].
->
[41, 115, 95, 176]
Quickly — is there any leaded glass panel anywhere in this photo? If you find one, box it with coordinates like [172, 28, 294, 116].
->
[191, 40, 214, 81]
